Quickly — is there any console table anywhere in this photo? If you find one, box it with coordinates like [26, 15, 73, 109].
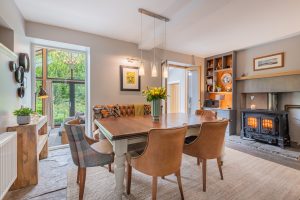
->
[6, 116, 49, 190]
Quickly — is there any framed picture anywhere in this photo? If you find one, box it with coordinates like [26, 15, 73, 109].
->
[253, 52, 284, 71]
[120, 65, 141, 91]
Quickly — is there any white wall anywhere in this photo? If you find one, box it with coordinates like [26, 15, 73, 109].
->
[0, 0, 30, 133]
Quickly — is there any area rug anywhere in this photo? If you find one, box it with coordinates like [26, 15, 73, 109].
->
[67, 148, 300, 200]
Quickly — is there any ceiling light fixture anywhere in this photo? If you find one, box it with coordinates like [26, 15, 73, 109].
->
[138, 9, 170, 78]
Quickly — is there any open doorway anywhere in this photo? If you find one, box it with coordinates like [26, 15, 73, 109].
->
[164, 62, 200, 114]
[33, 45, 87, 147]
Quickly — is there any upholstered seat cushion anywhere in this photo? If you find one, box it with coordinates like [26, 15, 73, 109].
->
[91, 139, 113, 154]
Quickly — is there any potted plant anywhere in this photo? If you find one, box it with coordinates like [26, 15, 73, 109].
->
[143, 87, 167, 122]
[13, 107, 33, 125]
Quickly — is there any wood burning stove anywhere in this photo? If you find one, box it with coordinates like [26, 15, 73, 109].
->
[241, 110, 290, 148]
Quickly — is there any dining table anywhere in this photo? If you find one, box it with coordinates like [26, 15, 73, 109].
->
[94, 113, 218, 200]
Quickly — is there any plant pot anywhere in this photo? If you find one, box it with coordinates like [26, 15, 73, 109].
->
[151, 99, 161, 122]
[17, 115, 31, 125]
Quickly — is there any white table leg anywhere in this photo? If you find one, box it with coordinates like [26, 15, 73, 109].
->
[113, 139, 128, 200]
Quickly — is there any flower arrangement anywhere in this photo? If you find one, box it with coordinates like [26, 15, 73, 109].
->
[142, 87, 167, 102]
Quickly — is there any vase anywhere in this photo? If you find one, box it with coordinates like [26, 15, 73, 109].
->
[17, 115, 31, 125]
[151, 99, 161, 122]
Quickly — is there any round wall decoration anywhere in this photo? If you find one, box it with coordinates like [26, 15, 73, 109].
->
[15, 66, 24, 83]
[221, 73, 232, 85]
[19, 53, 30, 72]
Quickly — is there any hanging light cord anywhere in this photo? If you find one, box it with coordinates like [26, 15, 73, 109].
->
[153, 17, 156, 65]
[140, 12, 143, 63]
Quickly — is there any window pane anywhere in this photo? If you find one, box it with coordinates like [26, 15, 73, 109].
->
[47, 49, 71, 79]
[75, 83, 85, 113]
[73, 53, 86, 80]
[35, 80, 43, 115]
[35, 49, 43, 78]
[52, 82, 70, 125]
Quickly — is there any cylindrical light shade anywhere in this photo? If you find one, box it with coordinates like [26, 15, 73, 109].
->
[151, 63, 157, 77]
[38, 86, 48, 99]
[139, 62, 145, 76]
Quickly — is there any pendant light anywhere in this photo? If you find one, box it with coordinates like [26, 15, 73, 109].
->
[139, 12, 145, 76]
[162, 20, 168, 78]
[151, 18, 158, 77]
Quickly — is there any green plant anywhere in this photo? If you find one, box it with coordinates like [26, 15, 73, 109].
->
[142, 87, 167, 102]
[13, 107, 33, 116]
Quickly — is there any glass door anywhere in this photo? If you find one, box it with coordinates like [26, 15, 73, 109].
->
[187, 69, 200, 114]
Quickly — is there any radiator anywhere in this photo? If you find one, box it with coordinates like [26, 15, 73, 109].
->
[0, 132, 17, 200]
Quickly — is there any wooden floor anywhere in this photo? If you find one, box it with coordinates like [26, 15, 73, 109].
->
[67, 148, 300, 200]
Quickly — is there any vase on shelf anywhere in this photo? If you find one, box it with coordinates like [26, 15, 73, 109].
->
[151, 99, 161, 122]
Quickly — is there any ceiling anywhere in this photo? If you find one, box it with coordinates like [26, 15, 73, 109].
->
[15, 0, 300, 57]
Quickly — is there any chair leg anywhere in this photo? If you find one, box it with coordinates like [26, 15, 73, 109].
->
[126, 163, 132, 195]
[161, 176, 165, 179]
[202, 159, 207, 192]
[175, 170, 184, 200]
[217, 157, 224, 180]
[108, 164, 112, 172]
[152, 176, 158, 200]
[79, 168, 86, 200]
[77, 166, 80, 184]
[197, 157, 201, 166]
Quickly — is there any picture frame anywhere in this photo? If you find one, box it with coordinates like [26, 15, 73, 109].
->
[253, 52, 284, 71]
[120, 65, 141, 91]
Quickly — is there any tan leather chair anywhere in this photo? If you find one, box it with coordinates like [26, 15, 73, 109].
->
[183, 120, 228, 192]
[126, 126, 187, 200]
[195, 109, 217, 118]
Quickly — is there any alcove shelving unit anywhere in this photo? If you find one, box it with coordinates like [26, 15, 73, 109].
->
[204, 51, 237, 135]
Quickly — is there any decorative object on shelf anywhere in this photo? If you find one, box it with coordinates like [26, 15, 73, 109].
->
[19, 53, 30, 72]
[120, 65, 141, 91]
[225, 86, 232, 92]
[250, 96, 256, 110]
[221, 73, 232, 85]
[14, 66, 24, 83]
[13, 107, 33, 125]
[9, 61, 17, 72]
[207, 85, 213, 92]
[142, 87, 167, 122]
[215, 84, 222, 92]
[206, 78, 213, 86]
[253, 52, 284, 71]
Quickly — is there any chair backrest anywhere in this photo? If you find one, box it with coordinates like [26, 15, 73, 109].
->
[64, 119, 90, 167]
[133, 126, 187, 176]
[185, 120, 228, 159]
[195, 109, 217, 118]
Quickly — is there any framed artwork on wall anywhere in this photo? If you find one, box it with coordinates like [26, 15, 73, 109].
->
[253, 52, 284, 71]
[120, 65, 141, 91]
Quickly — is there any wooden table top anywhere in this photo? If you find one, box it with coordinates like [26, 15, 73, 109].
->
[94, 113, 217, 140]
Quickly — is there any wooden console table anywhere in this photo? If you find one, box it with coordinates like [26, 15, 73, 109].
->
[6, 116, 49, 190]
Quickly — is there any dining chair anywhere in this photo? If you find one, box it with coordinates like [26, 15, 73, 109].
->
[195, 109, 217, 118]
[126, 126, 188, 200]
[190, 109, 218, 165]
[64, 119, 114, 200]
[183, 120, 228, 192]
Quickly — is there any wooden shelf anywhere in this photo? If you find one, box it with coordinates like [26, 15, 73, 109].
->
[236, 70, 300, 81]
[208, 92, 232, 94]
[214, 68, 232, 73]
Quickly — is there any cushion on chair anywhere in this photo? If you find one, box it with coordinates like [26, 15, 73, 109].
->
[90, 139, 113, 154]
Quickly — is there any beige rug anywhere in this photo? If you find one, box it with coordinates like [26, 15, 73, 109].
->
[67, 148, 300, 200]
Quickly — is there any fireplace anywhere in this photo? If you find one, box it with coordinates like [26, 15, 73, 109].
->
[241, 110, 290, 148]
